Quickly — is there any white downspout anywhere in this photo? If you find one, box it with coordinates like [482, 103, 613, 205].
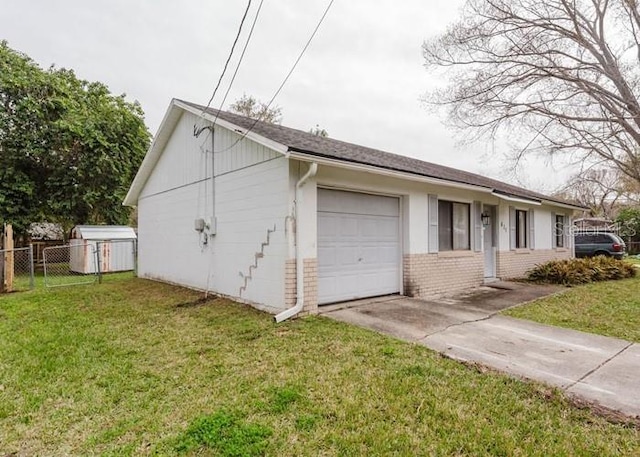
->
[275, 162, 318, 323]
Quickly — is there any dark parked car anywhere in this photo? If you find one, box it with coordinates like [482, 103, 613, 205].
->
[574, 232, 626, 259]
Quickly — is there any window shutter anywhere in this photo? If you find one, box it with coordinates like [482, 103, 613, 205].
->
[529, 209, 535, 250]
[509, 206, 516, 250]
[473, 201, 482, 252]
[428, 194, 438, 253]
[551, 212, 557, 248]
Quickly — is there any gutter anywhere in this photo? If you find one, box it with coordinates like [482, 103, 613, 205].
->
[491, 191, 542, 206]
[275, 162, 318, 323]
[286, 151, 494, 194]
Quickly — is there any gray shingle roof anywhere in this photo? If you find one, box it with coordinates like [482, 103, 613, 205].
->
[180, 99, 577, 207]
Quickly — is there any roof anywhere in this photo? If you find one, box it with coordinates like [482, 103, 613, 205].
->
[72, 225, 137, 240]
[124, 98, 583, 209]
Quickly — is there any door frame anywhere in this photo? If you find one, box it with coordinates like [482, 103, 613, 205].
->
[482, 204, 497, 279]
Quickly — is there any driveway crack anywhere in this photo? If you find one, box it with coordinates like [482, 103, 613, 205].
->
[564, 342, 634, 391]
[419, 313, 494, 340]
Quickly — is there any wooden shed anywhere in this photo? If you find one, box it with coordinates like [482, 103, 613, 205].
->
[70, 226, 137, 274]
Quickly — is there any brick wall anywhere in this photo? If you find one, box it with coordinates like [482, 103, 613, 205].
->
[284, 259, 296, 309]
[403, 252, 485, 299]
[497, 249, 572, 278]
[283, 257, 318, 317]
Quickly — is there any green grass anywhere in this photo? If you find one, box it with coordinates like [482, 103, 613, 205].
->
[506, 266, 640, 343]
[1, 278, 638, 455]
[625, 255, 640, 265]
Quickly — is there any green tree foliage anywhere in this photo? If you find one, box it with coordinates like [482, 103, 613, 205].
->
[228, 93, 282, 124]
[0, 41, 150, 236]
[615, 207, 640, 242]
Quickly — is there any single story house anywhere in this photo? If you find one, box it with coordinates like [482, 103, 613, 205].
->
[124, 99, 582, 321]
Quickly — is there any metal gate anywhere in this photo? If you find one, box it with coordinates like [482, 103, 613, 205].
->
[42, 239, 137, 287]
[43, 243, 98, 287]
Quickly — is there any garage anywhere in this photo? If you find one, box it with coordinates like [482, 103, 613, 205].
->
[317, 188, 401, 304]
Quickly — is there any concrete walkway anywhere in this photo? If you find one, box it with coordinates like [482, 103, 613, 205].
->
[322, 283, 640, 419]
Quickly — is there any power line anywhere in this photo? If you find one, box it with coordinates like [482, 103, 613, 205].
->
[212, 0, 266, 127]
[212, 0, 336, 152]
[200, 0, 253, 116]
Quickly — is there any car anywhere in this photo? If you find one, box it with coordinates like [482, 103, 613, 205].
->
[574, 232, 626, 259]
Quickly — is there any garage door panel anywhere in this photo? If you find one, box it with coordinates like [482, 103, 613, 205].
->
[340, 216, 359, 237]
[337, 247, 359, 267]
[318, 215, 338, 238]
[318, 189, 401, 305]
[318, 189, 400, 217]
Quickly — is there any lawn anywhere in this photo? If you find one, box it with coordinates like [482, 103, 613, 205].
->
[505, 265, 640, 343]
[1, 278, 638, 456]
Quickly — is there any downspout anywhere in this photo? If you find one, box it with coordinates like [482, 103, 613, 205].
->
[275, 162, 318, 323]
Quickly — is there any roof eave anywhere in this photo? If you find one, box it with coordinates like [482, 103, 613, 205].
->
[123, 99, 184, 206]
[174, 100, 289, 155]
[287, 149, 495, 194]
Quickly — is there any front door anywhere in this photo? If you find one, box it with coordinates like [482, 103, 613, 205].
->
[483, 205, 496, 279]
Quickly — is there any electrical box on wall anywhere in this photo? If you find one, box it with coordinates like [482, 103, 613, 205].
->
[207, 217, 217, 235]
[194, 218, 205, 232]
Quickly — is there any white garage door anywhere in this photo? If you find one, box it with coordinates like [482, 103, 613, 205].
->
[317, 188, 401, 304]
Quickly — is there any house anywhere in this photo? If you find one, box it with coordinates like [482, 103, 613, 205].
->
[124, 99, 582, 321]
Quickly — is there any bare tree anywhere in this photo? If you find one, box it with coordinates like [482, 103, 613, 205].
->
[555, 167, 627, 217]
[228, 94, 282, 124]
[309, 124, 329, 137]
[423, 0, 640, 184]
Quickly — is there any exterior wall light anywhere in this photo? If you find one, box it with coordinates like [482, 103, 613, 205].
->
[481, 211, 491, 227]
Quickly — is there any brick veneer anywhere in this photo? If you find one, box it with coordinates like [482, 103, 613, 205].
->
[403, 252, 485, 299]
[284, 258, 318, 317]
[284, 249, 571, 316]
[497, 249, 572, 278]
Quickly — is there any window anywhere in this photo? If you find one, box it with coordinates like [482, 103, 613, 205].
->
[438, 201, 470, 251]
[555, 215, 565, 248]
[515, 209, 528, 248]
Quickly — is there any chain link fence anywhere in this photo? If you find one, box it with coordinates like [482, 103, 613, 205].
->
[43, 239, 137, 288]
[43, 243, 99, 287]
[0, 246, 35, 292]
[0, 239, 138, 293]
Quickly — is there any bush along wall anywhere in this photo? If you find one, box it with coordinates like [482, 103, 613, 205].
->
[527, 256, 636, 286]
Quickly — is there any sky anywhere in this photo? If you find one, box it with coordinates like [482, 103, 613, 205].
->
[1, 0, 574, 192]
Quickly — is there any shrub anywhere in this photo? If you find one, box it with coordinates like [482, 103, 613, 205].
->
[527, 256, 636, 286]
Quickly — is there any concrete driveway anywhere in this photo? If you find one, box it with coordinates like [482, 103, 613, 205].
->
[322, 282, 640, 419]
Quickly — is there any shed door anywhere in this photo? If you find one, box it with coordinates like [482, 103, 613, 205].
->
[317, 189, 400, 304]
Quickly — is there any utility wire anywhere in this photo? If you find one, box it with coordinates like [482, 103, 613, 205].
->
[200, 0, 253, 116]
[212, 0, 266, 128]
[211, 0, 336, 152]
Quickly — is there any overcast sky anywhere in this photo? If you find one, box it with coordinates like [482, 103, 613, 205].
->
[2, 0, 573, 192]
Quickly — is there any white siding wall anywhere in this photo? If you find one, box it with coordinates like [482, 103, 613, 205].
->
[535, 207, 553, 250]
[137, 111, 289, 312]
[497, 204, 511, 251]
[496, 202, 569, 251]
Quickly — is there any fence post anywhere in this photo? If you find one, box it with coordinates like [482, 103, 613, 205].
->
[28, 244, 35, 290]
[3, 224, 14, 293]
[96, 241, 103, 284]
[133, 238, 138, 276]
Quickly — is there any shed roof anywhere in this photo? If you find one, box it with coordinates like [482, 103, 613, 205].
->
[72, 225, 137, 240]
